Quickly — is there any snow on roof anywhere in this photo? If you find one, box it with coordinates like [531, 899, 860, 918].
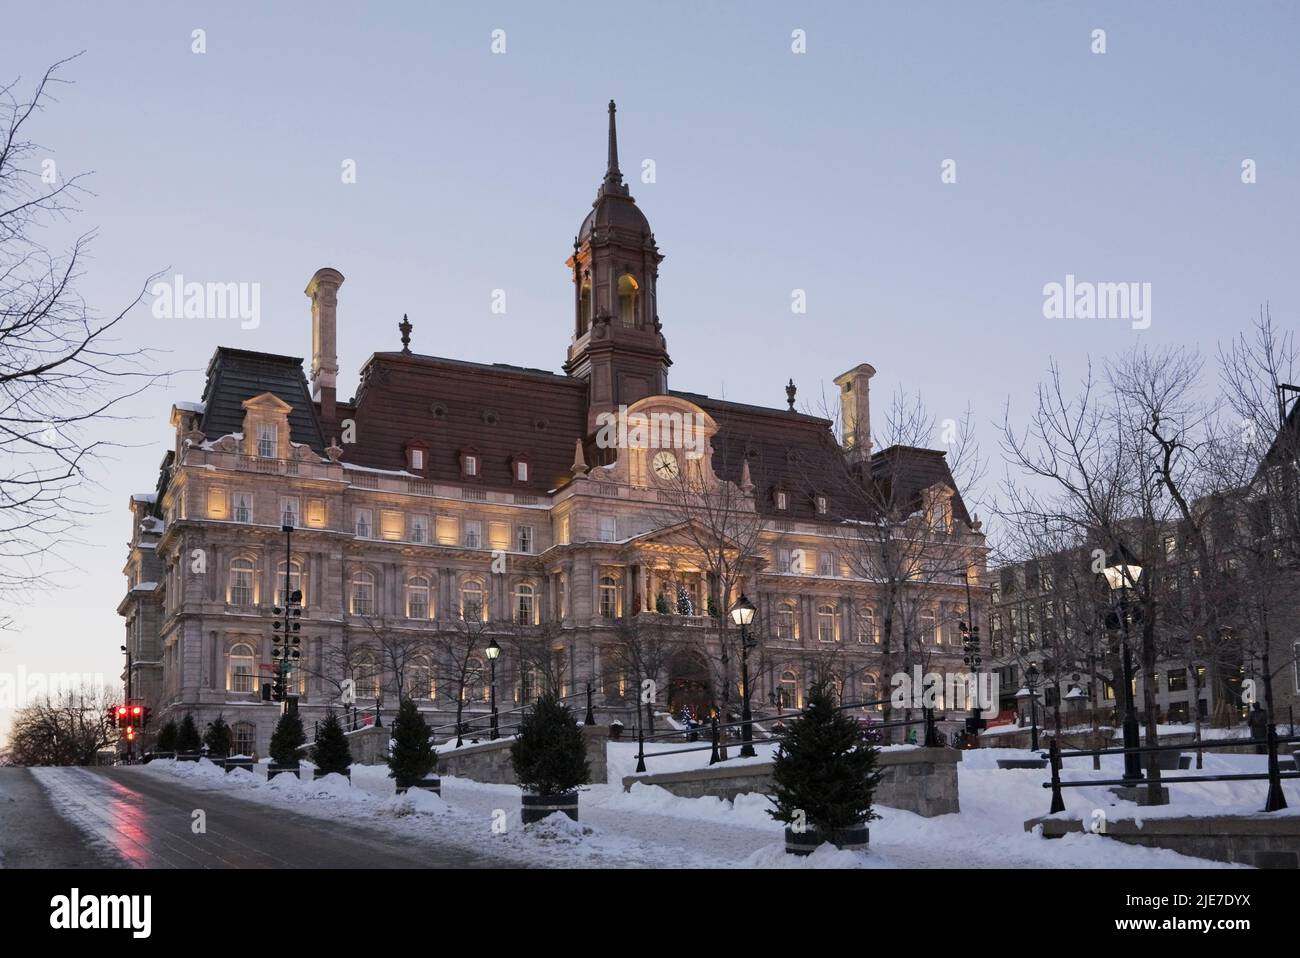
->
[174, 401, 207, 414]
[131, 493, 157, 503]
[132, 581, 158, 592]
[341, 462, 416, 477]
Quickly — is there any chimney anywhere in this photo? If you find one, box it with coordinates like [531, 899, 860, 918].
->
[833, 363, 876, 463]
[306, 267, 345, 426]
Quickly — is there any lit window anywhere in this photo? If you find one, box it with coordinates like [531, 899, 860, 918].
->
[776, 602, 796, 640]
[461, 581, 485, 621]
[229, 558, 255, 606]
[617, 274, 639, 327]
[350, 571, 376, 616]
[921, 610, 937, 644]
[407, 576, 431, 619]
[275, 560, 302, 607]
[817, 604, 838, 642]
[859, 607, 877, 644]
[599, 576, 618, 618]
[256, 423, 276, 459]
[228, 643, 255, 692]
[779, 670, 800, 708]
[516, 584, 535, 625]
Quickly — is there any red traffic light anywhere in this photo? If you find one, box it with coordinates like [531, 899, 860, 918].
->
[131, 705, 143, 716]
[116, 706, 128, 717]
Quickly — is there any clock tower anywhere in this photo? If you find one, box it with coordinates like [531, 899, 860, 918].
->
[564, 101, 672, 433]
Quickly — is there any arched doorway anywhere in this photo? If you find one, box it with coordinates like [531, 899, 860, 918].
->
[667, 651, 713, 722]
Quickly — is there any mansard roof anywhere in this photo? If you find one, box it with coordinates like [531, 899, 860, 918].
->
[197, 348, 327, 452]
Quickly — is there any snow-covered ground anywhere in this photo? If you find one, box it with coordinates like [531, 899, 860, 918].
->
[121, 739, 1296, 868]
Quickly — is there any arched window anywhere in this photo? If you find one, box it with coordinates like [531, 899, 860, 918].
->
[461, 581, 485, 622]
[407, 576, 432, 620]
[275, 560, 303, 608]
[353, 652, 380, 700]
[227, 643, 256, 692]
[817, 604, 839, 643]
[862, 673, 882, 711]
[598, 576, 619, 619]
[233, 721, 257, 756]
[776, 601, 797, 641]
[779, 670, 801, 709]
[229, 558, 256, 607]
[617, 274, 639, 327]
[515, 583, 535, 625]
[350, 571, 376, 616]
[463, 657, 485, 703]
[411, 656, 435, 700]
[858, 607, 877, 645]
[578, 277, 592, 335]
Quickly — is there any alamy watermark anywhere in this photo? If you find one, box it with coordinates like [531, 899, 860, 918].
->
[594, 404, 706, 460]
[149, 274, 261, 329]
[1042, 274, 1151, 330]
[0, 666, 108, 709]
[890, 667, 999, 718]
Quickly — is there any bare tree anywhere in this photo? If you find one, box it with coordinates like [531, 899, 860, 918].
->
[0, 57, 166, 611]
[6, 683, 116, 765]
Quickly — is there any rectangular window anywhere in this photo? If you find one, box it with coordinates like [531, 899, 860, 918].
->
[777, 547, 792, 573]
[921, 610, 937, 645]
[306, 498, 326, 527]
[232, 492, 253, 524]
[488, 520, 510, 551]
[815, 495, 827, 515]
[207, 486, 227, 519]
[355, 508, 373, 538]
[256, 423, 276, 458]
[517, 525, 534, 553]
[436, 515, 458, 545]
[280, 497, 300, 528]
[775, 491, 788, 510]
[817, 552, 834, 576]
[381, 509, 404, 541]
[464, 520, 483, 549]
[463, 455, 478, 477]
[410, 449, 424, 470]
[1168, 669, 1188, 692]
[558, 514, 571, 545]
[598, 516, 617, 542]
[410, 515, 428, 544]
[516, 461, 529, 482]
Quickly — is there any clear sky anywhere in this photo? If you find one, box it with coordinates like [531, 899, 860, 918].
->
[2, 1, 1297, 736]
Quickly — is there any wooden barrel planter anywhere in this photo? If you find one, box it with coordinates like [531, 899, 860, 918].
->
[206, 757, 227, 770]
[521, 792, 578, 824]
[784, 823, 869, 856]
[313, 768, 352, 782]
[267, 763, 299, 781]
[177, 753, 201, 763]
[224, 757, 254, 774]
[996, 758, 1048, 770]
[395, 777, 442, 796]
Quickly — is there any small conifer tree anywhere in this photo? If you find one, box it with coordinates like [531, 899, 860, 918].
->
[176, 713, 202, 754]
[312, 709, 353, 775]
[269, 710, 307, 766]
[510, 691, 589, 796]
[387, 698, 437, 788]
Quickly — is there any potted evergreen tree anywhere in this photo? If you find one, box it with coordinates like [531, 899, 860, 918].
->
[176, 713, 202, 761]
[268, 709, 306, 780]
[387, 698, 439, 795]
[769, 681, 882, 855]
[154, 719, 178, 760]
[311, 709, 352, 781]
[511, 691, 590, 823]
[203, 714, 234, 769]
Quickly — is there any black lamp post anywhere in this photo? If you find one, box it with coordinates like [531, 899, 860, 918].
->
[120, 644, 133, 763]
[1102, 546, 1144, 786]
[486, 638, 501, 740]
[730, 594, 757, 758]
[1025, 661, 1041, 753]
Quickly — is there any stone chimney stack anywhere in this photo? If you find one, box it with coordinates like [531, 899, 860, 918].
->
[833, 363, 876, 463]
[306, 267, 345, 426]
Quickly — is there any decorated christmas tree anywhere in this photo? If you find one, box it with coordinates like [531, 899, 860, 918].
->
[269, 709, 307, 766]
[312, 709, 352, 775]
[676, 584, 693, 616]
[155, 719, 178, 753]
[203, 714, 233, 757]
[176, 712, 202, 754]
[768, 681, 881, 833]
[387, 698, 437, 788]
[510, 691, 589, 796]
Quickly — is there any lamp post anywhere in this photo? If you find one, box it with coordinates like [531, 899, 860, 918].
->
[730, 594, 757, 758]
[1102, 547, 1143, 786]
[1025, 661, 1041, 752]
[486, 638, 501, 740]
[120, 644, 133, 763]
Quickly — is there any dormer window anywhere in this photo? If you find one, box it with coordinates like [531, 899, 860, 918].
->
[774, 489, 789, 511]
[516, 460, 528, 482]
[411, 449, 424, 470]
[256, 423, 276, 459]
[459, 450, 480, 479]
[815, 494, 828, 516]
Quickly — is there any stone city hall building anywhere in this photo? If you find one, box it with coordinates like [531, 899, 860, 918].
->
[120, 104, 987, 756]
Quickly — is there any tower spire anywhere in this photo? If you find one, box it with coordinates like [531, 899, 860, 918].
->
[605, 99, 622, 187]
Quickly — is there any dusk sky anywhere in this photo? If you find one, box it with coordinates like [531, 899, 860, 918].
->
[2, 0, 1297, 734]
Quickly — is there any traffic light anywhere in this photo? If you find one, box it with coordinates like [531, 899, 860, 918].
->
[115, 705, 129, 729]
[131, 705, 143, 725]
[959, 620, 982, 669]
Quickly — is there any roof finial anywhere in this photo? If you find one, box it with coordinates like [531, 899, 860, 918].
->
[399, 314, 412, 354]
[786, 378, 797, 411]
[605, 99, 622, 186]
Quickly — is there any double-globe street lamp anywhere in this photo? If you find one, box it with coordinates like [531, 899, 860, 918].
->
[730, 594, 757, 759]
[486, 637, 501, 741]
[1101, 546, 1144, 786]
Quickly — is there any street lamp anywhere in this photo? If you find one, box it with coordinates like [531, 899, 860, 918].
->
[120, 644, 133, 763]
[485, 638, 501, 740]
[730, 594, 757, 758]
[1025, 661, 1041, 752]
[1102, 545, 1143, 786]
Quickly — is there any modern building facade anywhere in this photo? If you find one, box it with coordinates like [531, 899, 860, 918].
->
[119, 104, 988, 756]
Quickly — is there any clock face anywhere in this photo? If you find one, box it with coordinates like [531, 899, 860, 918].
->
[652, 450, 680, 480]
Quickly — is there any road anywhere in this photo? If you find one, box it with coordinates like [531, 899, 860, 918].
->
[6, 767, 511, 868]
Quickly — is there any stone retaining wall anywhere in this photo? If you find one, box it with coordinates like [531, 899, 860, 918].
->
[620, 747, 961, 817]
[1028, 814, 1300, 868]
[434, 725, 608, 786]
